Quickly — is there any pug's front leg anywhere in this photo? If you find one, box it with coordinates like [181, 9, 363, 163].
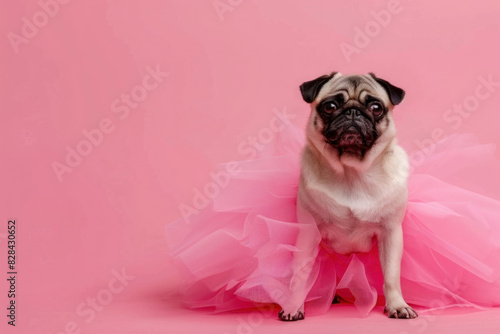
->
[277, 259, 308, 322]
[378, 223, 418, 319]
[277, 201, 319, 321]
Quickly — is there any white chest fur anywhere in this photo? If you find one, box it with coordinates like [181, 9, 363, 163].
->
[297, 144, 409, 255]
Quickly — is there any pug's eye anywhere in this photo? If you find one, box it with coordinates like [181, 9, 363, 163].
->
[369, 102, 383, 116]
[322, 102, 337, 114]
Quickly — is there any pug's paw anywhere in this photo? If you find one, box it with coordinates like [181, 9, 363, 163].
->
[384, 304, 418, 319]
[278, 310, 305, 321]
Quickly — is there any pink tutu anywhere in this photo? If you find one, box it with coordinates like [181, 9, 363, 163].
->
[165, 123, 500, 316]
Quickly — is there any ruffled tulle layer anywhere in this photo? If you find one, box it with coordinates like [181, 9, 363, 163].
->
[165, 124, 500, 316]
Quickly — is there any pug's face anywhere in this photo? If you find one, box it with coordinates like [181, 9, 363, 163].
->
[300, 72, 405, 160]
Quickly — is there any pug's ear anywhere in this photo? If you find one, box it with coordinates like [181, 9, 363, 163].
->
[369, 73, 405, 106]
[300, 72, 336, 103]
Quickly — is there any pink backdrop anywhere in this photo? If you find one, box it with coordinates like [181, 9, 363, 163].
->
[2, 0, 500, 333]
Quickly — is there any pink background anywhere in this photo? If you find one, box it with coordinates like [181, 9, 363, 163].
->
[2, 0, 500, 333]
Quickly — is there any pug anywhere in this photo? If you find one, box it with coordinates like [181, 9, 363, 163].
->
[279, 72, 417, 320]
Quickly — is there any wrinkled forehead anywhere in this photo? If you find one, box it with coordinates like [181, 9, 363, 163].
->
[316, 74, 390, 105]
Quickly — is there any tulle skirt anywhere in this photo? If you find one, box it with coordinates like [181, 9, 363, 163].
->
[165, 123, 500, 316]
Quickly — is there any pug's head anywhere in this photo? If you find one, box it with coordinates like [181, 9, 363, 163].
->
[300, 72, 405, 169]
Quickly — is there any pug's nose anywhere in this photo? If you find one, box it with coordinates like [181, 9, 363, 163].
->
[345, 109, 361, 120]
